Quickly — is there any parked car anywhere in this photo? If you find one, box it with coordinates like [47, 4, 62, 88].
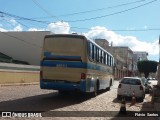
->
[141, 77, 152, 94]
[147, 78, 158, 86]
[117, 77, 145, 101]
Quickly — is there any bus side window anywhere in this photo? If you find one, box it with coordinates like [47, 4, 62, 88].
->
[88, 42, 92, 58]
[92, 44, 94, 60]
[107, 54, 109, 65]
[105, 53, 108, 65]
[100, 50, 103, 64]
[99, 49, 102, 63]
[96, 47, 99, 62]
[108, 56, 111, 66]
[110, 57, 112, 66]
[111, 57, 113, 66]
[103, 53, 106, 65]
[94, 45, 96, 61]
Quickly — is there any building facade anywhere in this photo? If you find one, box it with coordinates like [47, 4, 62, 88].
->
[95, 39, 135, 79]
[0, 31, 50, 65]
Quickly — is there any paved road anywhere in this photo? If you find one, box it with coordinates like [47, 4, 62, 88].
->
[0, 81, 158, 120]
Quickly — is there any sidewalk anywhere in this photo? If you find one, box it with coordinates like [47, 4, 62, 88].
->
[0, 82, 39, 86]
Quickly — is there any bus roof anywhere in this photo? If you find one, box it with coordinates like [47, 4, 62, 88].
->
[45, 34, 86, 39]
[44, 34, 114, 58]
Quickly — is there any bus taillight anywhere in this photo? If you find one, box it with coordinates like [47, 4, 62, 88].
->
[81, 73, 86, 79]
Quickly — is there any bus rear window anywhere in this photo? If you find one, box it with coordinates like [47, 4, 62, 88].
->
[121, 78, 141, 85]
[44, 36, 84, 53]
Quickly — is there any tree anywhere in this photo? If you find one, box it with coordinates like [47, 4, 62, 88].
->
[137, 60, 158, 78]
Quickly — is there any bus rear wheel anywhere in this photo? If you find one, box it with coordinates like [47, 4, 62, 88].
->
[94, 80, 99, 96]
[94, 85, 97, 96]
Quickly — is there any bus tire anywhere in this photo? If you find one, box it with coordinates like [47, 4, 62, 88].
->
[94, 80, 99, 96]
[110, 79, 112, 86]
[109, 79, 112, 89]
[94, 85, 97, 96]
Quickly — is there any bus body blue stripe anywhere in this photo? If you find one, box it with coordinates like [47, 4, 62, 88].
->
[40, 79, 86, 92]
[44, 52, 81, 59]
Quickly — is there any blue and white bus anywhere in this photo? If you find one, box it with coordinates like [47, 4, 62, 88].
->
[40, 34, 114, 95]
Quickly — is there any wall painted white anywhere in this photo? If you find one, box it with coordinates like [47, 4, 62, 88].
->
[0, 31, 50, 65]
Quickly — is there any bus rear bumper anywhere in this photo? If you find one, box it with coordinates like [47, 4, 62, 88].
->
[40, 79, 86, 92]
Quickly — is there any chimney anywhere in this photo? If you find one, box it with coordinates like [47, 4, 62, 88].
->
[111, 41, 113, 47]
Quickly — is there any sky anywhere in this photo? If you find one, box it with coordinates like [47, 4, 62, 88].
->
[0, 0, 160, 61]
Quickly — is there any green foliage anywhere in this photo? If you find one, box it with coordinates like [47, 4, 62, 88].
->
[137, 60, 158, 78]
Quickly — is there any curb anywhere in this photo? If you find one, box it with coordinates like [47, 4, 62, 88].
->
[0, 82, 39, 86]
[154, 103, 160, 120]
[154, 102, 160, 111]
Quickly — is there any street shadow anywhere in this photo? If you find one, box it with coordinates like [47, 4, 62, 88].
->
[112, 97, 144, 104]
[0, 91, 96, 112]
[140, 94, 155, 112]
[140, 102, 154, 111]
[112, 98, 120, 103]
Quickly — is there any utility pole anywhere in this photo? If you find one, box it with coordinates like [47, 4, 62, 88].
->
[158, 35, 160, 87]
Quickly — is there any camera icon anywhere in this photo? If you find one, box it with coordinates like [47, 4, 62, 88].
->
[2, 112, 11, 117]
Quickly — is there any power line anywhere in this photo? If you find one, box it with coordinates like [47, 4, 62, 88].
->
[58, 0, 148, 17]
[66, 0, 158, 23]
[1, 5, 160, 33]
[0, 11, 50, 24]
[0, 18, 15, 28]
[1, 13, 160, 32]
[32, 0, 60, 21]
[0, 16, 35, 29]
[0, 0, 158, 27]
[31, 0, 148, 19]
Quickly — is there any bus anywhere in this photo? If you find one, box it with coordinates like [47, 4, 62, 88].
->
[40, 34, 114, 95]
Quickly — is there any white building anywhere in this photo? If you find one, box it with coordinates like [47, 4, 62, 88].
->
[133, 51, 148, 62]
[0, 31, 50, 65]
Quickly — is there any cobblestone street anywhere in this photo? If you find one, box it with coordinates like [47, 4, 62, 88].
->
[0, 81, 158, 120]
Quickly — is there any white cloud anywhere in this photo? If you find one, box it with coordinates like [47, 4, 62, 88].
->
[9, 19, 17, 26]
[47, 21, 70, 34]
[28, 28, 45, 31]
[13, 24, 23, 31]
[0, 24, 3, 27]
[0, 25, 23, 32]
[0, 19, 23, 32]
[144, 26, 148, 29]
[0, 28, 7, 32]
[84, 26, 158, 56]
